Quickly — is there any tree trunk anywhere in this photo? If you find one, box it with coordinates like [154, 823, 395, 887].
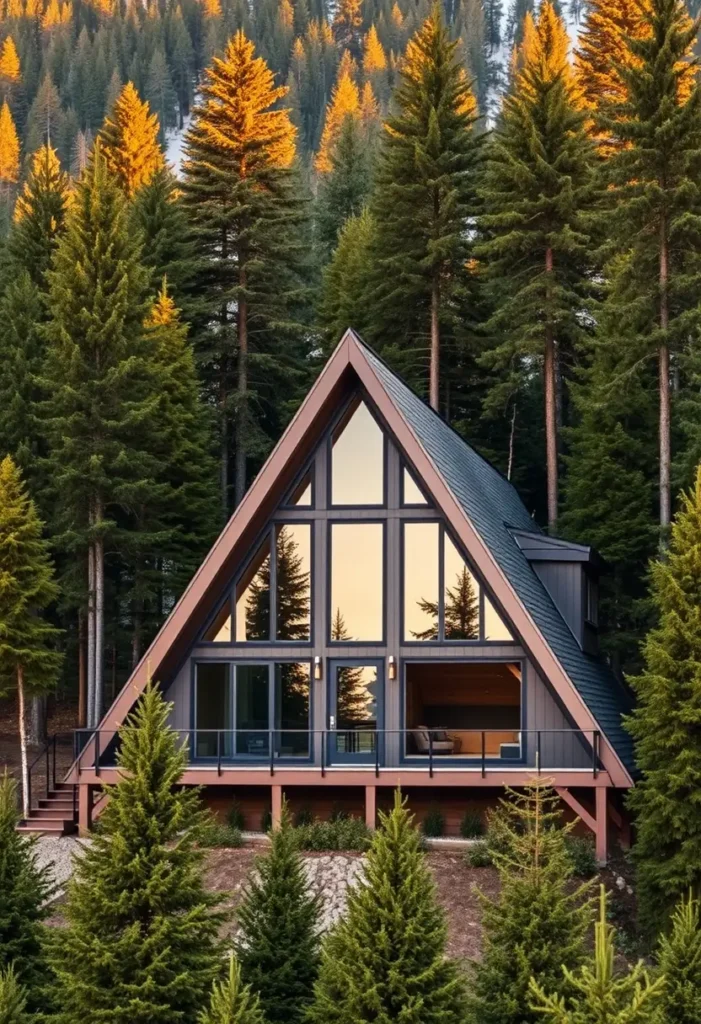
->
[95, 528, 104, 726]
[659, 222, 671, 535]
[507, 402, 517, 482]
[78, 608, 87, 728]
[28, 695, 43, 746]
[87, 533, 95, 729]
[17, 666, 29, 820]
[132, 605, 141, 669]
[430, 274, 440, 412]
[544, 247, 558, 532]
[220, 385, 228, 516]
[235, 266, 248, 507]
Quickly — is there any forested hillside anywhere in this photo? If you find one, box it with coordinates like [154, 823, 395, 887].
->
[0, 0, 699, 727]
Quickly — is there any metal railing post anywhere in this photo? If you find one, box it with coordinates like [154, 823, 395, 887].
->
[270, 730, 274, 777]
[45, 742, 49, 799]
[481, 731, 486, 778]
[593, 731, 600, 779]
[321, 731, 325, 778]
[428, 731, 434, 779]
[95, 731, 100, 778]
[217, 731, 222, 777]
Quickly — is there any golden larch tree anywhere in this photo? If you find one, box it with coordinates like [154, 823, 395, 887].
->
[315, 51, 361, 172]
[0, 36, 20, 85]
[575, 0, 649, 113]
[363, 25, 387, 75]
[100, 82, 165, 196]
[0, 99, 20, 198]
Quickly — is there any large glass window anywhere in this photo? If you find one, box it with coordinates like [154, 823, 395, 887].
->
[275, 662, 311, 757]
[404, 522, 440, 641]
[235, 538, 271, 641]
[484, 595, 514, 642]
[235, 664, 270, 756]
[195, 662, 231, 757]
[444, 535, 480, 640]
[276, 523, 311, 641]
[288, 471, 312, 507]
[330, 523, 384, 641]
[331, 400, 384, 505]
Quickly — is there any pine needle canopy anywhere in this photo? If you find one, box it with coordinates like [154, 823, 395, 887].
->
[101, 81, 165, 196]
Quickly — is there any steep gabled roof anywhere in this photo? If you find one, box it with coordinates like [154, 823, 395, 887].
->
[359, 342, 635, 777]
[77, 330, 634, 786]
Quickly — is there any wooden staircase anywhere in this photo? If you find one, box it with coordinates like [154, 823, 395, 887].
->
[17, 782, 77, 835]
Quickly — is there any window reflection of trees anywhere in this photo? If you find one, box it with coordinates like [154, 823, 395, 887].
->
[239, 526, 310, 641]
[412, 567, 480, 641]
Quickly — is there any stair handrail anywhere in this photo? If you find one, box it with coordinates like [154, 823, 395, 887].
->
[26, 733, 57, 815]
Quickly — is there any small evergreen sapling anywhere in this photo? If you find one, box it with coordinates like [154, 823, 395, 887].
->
[0, 773, 53, 1012]
[469, 778, 595, 1024]
[50, 684, 225, 1024]
[529, 886, 664, 1022]
[198, 956, 265, 1024]
[0, 966, 27, 1024]
[655, 891, 701, 1024]
[236, 799, 321, 1024]
[308, 789, 466, 1024]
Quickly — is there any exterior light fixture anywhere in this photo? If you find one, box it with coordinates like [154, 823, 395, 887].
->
[314, 656, 323, 681]
[388, 655, 397, 681]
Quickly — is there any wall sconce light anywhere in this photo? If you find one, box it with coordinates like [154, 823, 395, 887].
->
[388, 655, 396, 681]
[314, 656, 323, 681]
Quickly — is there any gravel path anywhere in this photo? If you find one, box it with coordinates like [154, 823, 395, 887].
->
[34, 836, 88, 901]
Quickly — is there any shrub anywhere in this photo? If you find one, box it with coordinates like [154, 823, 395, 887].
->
[466, 842, 493, 868]
[293, 816, 371, 852]
[227, 801, 246, 832]
[421, 806, 445, 838]
[201, 822, 244, 849]
[260, 808, 272, 833]
[460, 810, 485, 839]
[565, 835, 598, 877]
[293, 805, 314, 827]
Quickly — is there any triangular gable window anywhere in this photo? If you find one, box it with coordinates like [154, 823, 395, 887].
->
[331, 399, 384, 506]
[284, 469, 313, 507]
[402, 467, 428, 506]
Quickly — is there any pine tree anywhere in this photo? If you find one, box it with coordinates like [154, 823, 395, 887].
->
[100, 81, 165, 196]
[484, 0, 503, 51]
[10, 143, 70, 286]
[145, 48, 177, 146]
[333, 0, 363, 54]
[318, 208, 375, 347]
[476, 3, 595, 530]
[199, 956, 266, 1024]
[366, 5, 481, 413]
[0, 459, 62, 819]
[0, 773, 54, 1011]
[308, 790, 465, 1024]
[0, 37, 20, 90]
[626, 466, 701, 934]
[50, 684, 225, 1024]
[655, 891, 701, 1023]
[529, 886, 664, 1022]
[0, 274, 44, 481]
[0, 966, 27, 1024]
[42, 141, 152, 727]
[182, 30, 308, 510]
[24, 75, 64, 161]
[574, 0, 649, 128]
[0, 100, 19, 200]
[316, 114, 371, 251]
[236, 800, 321, 1024]
[315, 52, 361, 174]
[600, 0, 701, 534]
[469, 779, 594, 1024]
[130, 166, 195, 306]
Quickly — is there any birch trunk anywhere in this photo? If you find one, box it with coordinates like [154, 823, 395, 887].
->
[544, 247, 558, 532]
[78, 608, 87, 728]
[17, 666, 29, 820]
[95, 528, 104, 725]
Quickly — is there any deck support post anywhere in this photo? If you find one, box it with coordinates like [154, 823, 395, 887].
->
[78, 784, 93, 835]
[365, 785, 376, 830]
[271, 784, 282, 829]
[595, 786, 608, 866]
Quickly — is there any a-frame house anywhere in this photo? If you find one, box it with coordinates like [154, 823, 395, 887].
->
[34, 331, 635, 861]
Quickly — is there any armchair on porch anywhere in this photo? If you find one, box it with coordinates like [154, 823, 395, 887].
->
[414, 727, 462, 755]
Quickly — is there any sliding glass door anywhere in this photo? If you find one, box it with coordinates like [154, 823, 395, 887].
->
[328, 660, 383, 764]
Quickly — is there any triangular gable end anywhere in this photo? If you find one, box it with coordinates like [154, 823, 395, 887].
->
[73, 330, 632, 788]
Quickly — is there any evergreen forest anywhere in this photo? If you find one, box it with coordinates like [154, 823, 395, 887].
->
[1, 0, 701, 745]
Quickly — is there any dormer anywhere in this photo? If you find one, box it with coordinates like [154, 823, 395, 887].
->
[511, 530, 602, 655]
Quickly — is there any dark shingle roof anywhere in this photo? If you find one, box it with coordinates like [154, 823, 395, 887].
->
[361, 341, 635, 776]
